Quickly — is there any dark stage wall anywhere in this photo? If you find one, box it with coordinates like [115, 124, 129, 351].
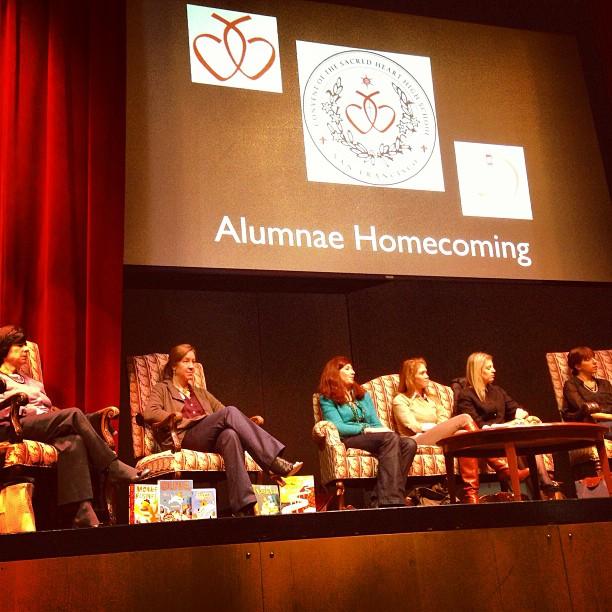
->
[121, 272, 612, 478]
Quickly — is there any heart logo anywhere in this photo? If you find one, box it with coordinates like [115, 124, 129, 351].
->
[345, 91, 396, 134]
[192, 13, 276, 82]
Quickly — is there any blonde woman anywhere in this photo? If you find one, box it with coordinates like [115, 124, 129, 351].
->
[456, 352, 558, 499]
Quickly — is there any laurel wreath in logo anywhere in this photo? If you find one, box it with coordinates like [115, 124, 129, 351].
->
[321, 77, 420, 164]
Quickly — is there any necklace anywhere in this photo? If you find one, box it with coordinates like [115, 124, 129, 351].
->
[583, 379, 598, 393]
[173, 378, 190, 398]
[346, 398, 365, 423]
[0, 367, 25, 384]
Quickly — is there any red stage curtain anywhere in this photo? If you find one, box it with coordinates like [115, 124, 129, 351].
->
[0, 0, 125, 410]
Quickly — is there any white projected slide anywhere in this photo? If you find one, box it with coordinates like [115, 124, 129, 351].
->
[296, 41, 444, 190]
[455, 141, 533, 220]
[187, 4, 283, 92]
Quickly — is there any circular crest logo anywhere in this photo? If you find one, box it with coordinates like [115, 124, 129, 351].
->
[302, 50, 437, 186]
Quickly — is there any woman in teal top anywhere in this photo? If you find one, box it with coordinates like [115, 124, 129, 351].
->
[318, 356, 416, 507]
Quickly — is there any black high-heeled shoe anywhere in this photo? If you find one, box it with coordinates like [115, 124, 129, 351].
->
[72, 500, 101, 528]
[232, 502, 256, 517]
[106, 459, 151, 484]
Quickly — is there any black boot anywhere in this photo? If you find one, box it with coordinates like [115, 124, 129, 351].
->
[269, 456, 303, 477]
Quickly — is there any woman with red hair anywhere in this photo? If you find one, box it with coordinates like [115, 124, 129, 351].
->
[318, 356, 416, 507]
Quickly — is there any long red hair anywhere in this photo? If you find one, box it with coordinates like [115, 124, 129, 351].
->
[318, 355, 365, 403]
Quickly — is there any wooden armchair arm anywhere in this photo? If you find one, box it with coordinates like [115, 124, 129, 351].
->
[148, 412, 182, 452]
[0, 392, 29, 441]
[312, 420, 343, 449]
[86, 406, 120, 449]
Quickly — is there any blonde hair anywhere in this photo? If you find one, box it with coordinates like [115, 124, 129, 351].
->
[398, 357, 427, 397]
[466, 352, 493, 402]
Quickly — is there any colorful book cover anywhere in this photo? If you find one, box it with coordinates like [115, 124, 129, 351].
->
[253, 484, 280, 516]
[191, 487, 217, 519]
[158, 479, 193, 521]
[279, 475, 316, 514]
[129, 483, 159, 525]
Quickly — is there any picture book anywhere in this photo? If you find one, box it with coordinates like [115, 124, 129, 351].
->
[253, 484, 280, 515]
[279, 475, 316, 514]
[129, 483, 159, 525]
[191, 487, 217, 519]
[158, 479, 193, 521]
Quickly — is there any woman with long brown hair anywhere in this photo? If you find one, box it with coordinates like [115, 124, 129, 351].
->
[145, 343, 302, 517]
[318, 355, 416, 508]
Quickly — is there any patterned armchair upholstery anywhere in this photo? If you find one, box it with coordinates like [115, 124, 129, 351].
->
[546, 349, 612, 467]
[0, 341, 119, 525]
[0, 342, 59, 470]
[127, 353, 262, 479]
[312, 374, 454, 509]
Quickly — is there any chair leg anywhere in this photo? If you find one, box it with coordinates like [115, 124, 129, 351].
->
[336, 481, 346, 510]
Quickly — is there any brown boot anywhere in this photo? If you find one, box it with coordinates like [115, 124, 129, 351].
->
[461, 415, 480, 432]
[459, 457, 480, 503]
[487, 457, 530, 482]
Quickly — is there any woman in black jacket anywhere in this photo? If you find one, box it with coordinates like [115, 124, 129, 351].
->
[456, 352, 558, 500]
[562, 346, 612, 440]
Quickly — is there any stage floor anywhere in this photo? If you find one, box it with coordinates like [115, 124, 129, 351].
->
[1, 497, 611, 563]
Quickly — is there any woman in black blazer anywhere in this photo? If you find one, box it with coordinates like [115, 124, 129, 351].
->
[456, 352, 558, 501]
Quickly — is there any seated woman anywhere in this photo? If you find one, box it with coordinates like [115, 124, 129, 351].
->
[393, 357, 489, 504]
[0, 325, 148, 528]
[144, 344, 302, 517]
[393, 357, 478, 444]
[318, 356, 416, 508]
[562, 346, 612, 440]
[456, 352, 558, 500]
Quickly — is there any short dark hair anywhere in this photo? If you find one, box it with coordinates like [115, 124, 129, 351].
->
[567, 346, 595, 376]
[0, 325, 27, 362]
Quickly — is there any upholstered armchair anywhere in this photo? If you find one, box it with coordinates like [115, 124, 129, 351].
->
[546, 349, 612, 470]
[0, 341, 119, 526]
[312, 374, 454, 509]
[127, 353, 262, 480]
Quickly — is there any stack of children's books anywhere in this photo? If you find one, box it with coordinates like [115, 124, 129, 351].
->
[129, 475, 316, 522]
[129, 480, 217, 524]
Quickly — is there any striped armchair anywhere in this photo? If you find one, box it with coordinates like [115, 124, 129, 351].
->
[127, 353, 262, 480]
[546, 349, 612, 469]
[312, 374, 454, 509]
[0, 341, 119, 526]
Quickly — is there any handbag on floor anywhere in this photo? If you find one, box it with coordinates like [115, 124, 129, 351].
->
[0, 482, 36, 533]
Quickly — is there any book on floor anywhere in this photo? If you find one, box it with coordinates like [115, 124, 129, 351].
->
[129, 483, 159, 524]
[192, 487, 217, 519]
[158, 479, 193, 521]
[279, 475, 316, 514]
[253, 484, 280, 515]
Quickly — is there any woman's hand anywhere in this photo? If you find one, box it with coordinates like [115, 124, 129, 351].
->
[515, 408, 529, 420]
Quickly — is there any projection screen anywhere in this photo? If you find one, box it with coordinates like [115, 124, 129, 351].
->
[125, 0, 612, 281]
